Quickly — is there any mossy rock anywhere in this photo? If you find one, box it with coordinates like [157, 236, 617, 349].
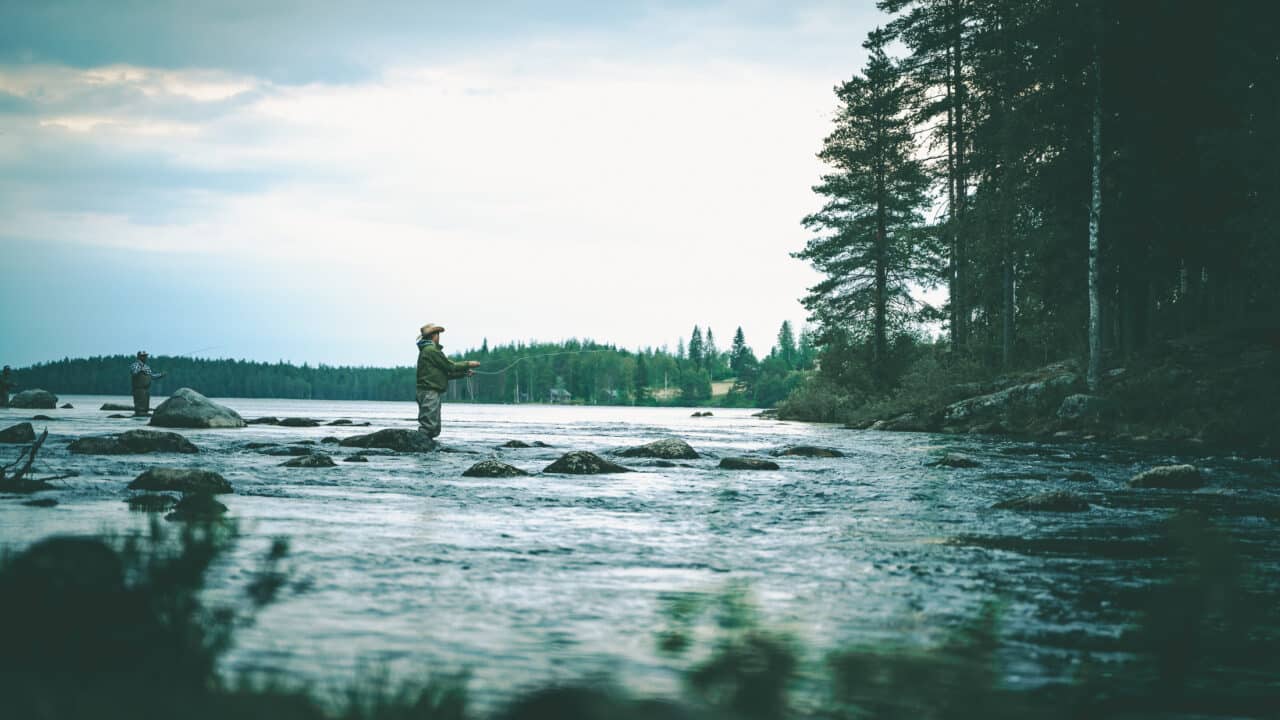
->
[616, 438, 699, 460]
[544, 451, 631, 474]
[719, 457, 780, 471]
[128, 468, 232, 495]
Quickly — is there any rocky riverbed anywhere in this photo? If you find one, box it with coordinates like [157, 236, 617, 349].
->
[1, 394, 1277, 706]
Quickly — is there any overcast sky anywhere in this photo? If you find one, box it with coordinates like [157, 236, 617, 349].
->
[0, 0, 883, 367]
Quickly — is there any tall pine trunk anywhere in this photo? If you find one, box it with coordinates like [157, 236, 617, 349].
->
[1087, 6, 1103, 392]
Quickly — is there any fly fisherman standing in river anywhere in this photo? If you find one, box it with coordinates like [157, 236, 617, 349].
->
[416, 324, 480, 442]
[130, 351, 165, 416]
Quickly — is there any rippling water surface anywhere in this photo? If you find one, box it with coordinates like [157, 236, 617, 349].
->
[2, 396, 1277, 703]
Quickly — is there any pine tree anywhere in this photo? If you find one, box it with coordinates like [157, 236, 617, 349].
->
[687, 326, 704, 368]
[775, 321, 797, 369]
[730, 327, 750, 376]
[796, 27, 932, 382]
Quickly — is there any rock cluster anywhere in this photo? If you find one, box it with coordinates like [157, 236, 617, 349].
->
[166, 494, 228, 522]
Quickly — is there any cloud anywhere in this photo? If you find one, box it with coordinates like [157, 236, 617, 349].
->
[0, 1, 885, 364]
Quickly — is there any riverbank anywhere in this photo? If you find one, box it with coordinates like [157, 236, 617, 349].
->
[781, 330, 1280, 456]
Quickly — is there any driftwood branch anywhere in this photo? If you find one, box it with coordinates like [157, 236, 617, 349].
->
[1, 429, 50, 491]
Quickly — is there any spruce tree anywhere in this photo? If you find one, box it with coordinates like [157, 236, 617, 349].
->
[796, 27, 932, 382]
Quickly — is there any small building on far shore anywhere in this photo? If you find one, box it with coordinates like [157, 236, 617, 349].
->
[549, 388, 572, 404]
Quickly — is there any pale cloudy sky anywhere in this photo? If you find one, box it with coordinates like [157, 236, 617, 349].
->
[0, 0, 883, 367]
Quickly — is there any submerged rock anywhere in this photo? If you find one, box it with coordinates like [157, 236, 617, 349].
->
[343, 453, 370, 463]
[128, 468, 233, 494]
[149, 388, 245, 429]
[772, 445, 844, 458]
[925, 453, 982, 469]
[1065, 470, 1097, 483]
[8, 389, 57, 409]
[321, 436, 340, 444]
[69, 429, 198, 455]
[691, 411, 713, 417]
[719, 457, 780, 471]
[544, 451, 631, 474]
[60, 403, 74, 409]
[0, 422, 36, 444]
[328, 419, 353, 426]
[100, 403, 135, 411]
[126, 494, 179, 512]
[22, 498, 59, 508]
[500, 440, 532, 448]
[1129, 464, 1204, 489]
[993, 491, 1090, 512]
[281, 453, 336, 468]
[278, 417, 320, 427]
[107, 413, 131, 419]
[616, 438, 699, 460]
[166, 493, 228, 522]
[532, 441, 552, 448]
[246, 416, 281, 425]
[32, 415, 56, 421]
[339, 429, 437, 453]
[463, 460, 530, 477]
[261, 446, 315, 456]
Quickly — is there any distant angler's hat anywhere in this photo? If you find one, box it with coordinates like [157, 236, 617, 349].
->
[137, 350, 148, 358]
[419, 324, 445, 338]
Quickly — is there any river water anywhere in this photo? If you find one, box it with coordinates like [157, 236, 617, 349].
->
[1, 396, 1277, 705]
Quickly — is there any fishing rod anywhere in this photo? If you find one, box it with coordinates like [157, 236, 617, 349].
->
[471, 349, 614, 375]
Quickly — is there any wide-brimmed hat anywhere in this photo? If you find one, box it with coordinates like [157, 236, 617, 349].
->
[137, 350, 148, 358]
[419, 324, 445, 338]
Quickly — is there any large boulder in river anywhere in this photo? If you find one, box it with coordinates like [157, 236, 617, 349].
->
[993, 491, 1090, 512]
[1129, 464, 1204, 489]
[69, 429, 198, 455]
[128, 468, 232, 494]
[463, 460, 530, 477]
[0, 422, 36, 444]
[544, 451, 631, 474]
[615, 438, 699, 459]
[149, 388, 245, 429]
[8, 389, 57, 409]
[719, 457, 780, 471]
[339, 429, 436, 453]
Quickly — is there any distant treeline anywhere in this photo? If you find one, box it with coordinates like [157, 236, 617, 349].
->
[11, 325, 816, 406]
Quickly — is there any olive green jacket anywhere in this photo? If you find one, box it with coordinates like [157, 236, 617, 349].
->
[416, 340, 471, 392]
